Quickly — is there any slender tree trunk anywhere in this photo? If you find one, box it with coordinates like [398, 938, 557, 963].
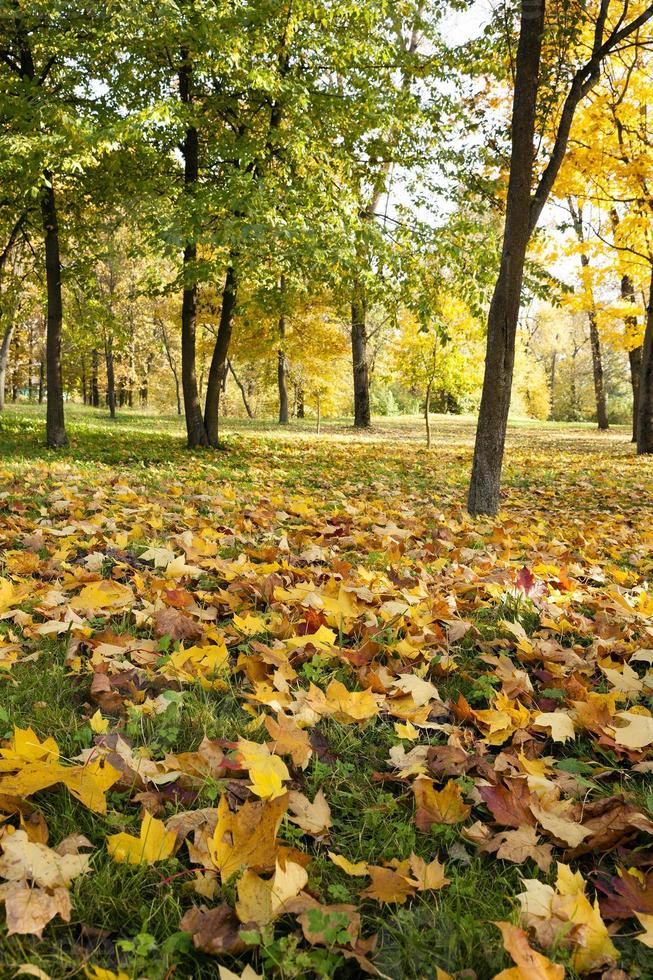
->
[40, 173, 67, 447]
[351, 283, 370, 427]
[467, 0, 544, 515]
[425, 381, 432, 449]
[637, 264, 653, 454]
[316, 392, 321, 435]
[588, 310, 608, 428]
[91, 349, 100, 407]
[278, 314, 289, 424]
[38, 358, 44, 403]
[568, 198, 608, 429]
[159, 317, 182, 415]
[228, 358, 254, 418]
[549, 350, 557, 417]
[81, 357, 87, 404]
[105, 336, 116, 419]
[619, 274, 643, 442]
[27, 319, 34, 401]
[140, 354, 152, 406]
[629, 347, 642, 441]
[179, 54, 209, 448]
[204, 265, 237, 447]
[0, 324, 14, 411]
[297, 387, 305, 418]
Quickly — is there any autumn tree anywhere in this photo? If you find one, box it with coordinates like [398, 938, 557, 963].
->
[466, 0, 653, 515]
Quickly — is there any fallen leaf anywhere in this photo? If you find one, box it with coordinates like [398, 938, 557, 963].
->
[107, 811, 176, 864]
[236, 859, 308, 925]
[180, 903, 247, 955]
[493, 920, 564, 979]
[413, 776, 471, 830]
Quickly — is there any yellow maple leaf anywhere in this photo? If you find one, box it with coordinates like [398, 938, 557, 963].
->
[394, 720, 420, 740]
[323, 680, 381, 723]
[89, 710, 109, 734]
[206, 794, 286, 878]
[328, 852, 369, 876]
[233, 613, 268, 636]
[85, 968, 130, 980]
[107, 812, 176, 864]
[236, 739, 289, 800]
[236, 859, 308, 925]
[0, 727, 59, 769]
[71, 580, 134, 612]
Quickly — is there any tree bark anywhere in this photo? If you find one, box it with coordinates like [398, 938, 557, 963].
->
[568, 197, 608, 429]
[0, 323, 15, 411]
[179, 53, 209, 448]
[587, 310, 608, 428]
[620, 274, 642, 442]
[316, 392, 321, 435]
[467, 0, 544, 515]
[297, 386, 305, 418]
[204, 265, 237, 446]
[637, 264, 653, 454]
[425, 381, 432, 449]
[278, 314, 289, 424]
[228, 359, 254, 418]
[159, 317, 182, 415]
[91, 348, 100, 407]
[351, 283, 370, 427]
[105, 335, 116, 419]
[40, 173, 67, 447]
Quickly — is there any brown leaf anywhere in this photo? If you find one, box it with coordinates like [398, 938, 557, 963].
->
[478, 780, 537, 829]
[360, 866, 416, 904]
[566, 796, 653, 859]
[0, 881, 71, 937]
[180, 903, 247, 955]
[597, 867, 653, 920]
[297, 901, 360, 946]
[153, 608, 203, 642]
[287, 789, 332, 836]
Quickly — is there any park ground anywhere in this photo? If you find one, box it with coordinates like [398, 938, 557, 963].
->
[0, 405, 651, 980]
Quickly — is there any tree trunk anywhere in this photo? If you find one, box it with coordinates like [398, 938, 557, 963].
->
[549, 350, 557, 416]
[38, 358, 44, 403]
[620, 273, 642, 442]
[467, 0, 544, 515]
[588, 310, 608, 429]
[629, 347, 642, 442]
[278, 313, 289, 424]
[105, 336, 116, 419]
[228, 359, 254, 418]
[568, 197, 608, 429]
[204, 265, 237, 447]
[424, 381, 432, 449]
[297, 387, 305, 418]
[27, 319, 34, 401]
[81, 357, 87, 404]
[159, 317, 182, 415]
[316, 392, 321, 435]
[0, 323, 14, 411]
[91, 348, 100, 407]
[179, 54, 209, 448]
[351, 284, 370, 427]
[637, 264, 653, 454]
[40, 172, 67, 447]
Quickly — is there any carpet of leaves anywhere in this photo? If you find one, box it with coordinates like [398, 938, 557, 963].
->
[0, 415, 652, 980]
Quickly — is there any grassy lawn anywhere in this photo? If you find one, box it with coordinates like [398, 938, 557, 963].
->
[0, 404, 651, 980]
